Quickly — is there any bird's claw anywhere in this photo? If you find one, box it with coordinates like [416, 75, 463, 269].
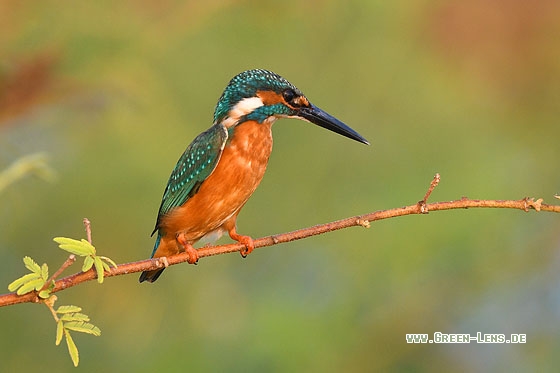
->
[227, 228, 254, 258]
[177, 233, 199, 264]
[186, 246, 199, 264]
[238, 236, 254, 258]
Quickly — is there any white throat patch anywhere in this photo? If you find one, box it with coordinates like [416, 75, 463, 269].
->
[221, 97, 264, 128]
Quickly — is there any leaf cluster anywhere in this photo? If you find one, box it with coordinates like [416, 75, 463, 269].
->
[53, 237, 117, 283]
[7, 233, 116, 366]
[55, 305, 101, 367]
[8, 257, 53, 298]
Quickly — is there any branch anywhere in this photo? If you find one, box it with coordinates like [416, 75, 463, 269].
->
[1, 174, 559, 307]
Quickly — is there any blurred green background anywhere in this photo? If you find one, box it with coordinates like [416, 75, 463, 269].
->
[1, 0, 559, 371]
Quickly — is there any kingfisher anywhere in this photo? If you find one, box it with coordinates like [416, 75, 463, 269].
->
[139, 69, 368, 283]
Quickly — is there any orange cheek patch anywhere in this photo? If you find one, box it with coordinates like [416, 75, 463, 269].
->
[256, 90, 284, 105]
[294, 96, 309, 107]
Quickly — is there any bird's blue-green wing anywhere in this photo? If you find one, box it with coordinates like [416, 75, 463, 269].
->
[153, 124, 228, 234]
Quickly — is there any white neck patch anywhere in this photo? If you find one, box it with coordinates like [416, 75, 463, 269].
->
[221, 97, 264, 128]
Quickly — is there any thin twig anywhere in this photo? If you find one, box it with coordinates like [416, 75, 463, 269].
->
[1, 176, 559, 307]
[39, 255, 76, 294]
[83, 218, 92, 244]
[418, 173, 441, 213]
[422, 173, 441, 203]
[43, 295, 59, 322]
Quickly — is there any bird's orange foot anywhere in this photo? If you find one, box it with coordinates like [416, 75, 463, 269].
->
[227, 225, 255, 258]
[177, 233, 199, 264]
[185, 245, 199, 264]
[233, 234, 254, 258]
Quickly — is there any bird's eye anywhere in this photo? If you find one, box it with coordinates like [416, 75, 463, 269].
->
[282, 88, 296, 103]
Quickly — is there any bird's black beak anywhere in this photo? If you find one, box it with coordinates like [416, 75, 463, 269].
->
[298, 104, 369, 145]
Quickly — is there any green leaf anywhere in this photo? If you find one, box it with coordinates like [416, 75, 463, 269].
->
[38, 289, 51, 299]
[94, 256, 104, 284]
[100, 256, 117, 269]
[38, 281, 55, 298]
[64, 321, 101, 336]
[70, 313, 90, 322]
[41, 263, 49, 281]
[8, 272, 40, 292]
[101, 261, 111, 272]
[56, 321, 64, 345]
[82, 256, 94, 272]
[60, 313, 90, 322]
[16, 277, 45, 295]
[56, 305, 82, 314]
[64, 330, 79, 367]
[53, 237, 95, 256]
[23, 256, 41, 274]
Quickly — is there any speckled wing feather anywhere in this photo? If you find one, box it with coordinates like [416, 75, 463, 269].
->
[152, 124, 228, 235]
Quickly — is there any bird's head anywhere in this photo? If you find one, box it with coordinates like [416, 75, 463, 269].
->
[213, 69, 369, 145]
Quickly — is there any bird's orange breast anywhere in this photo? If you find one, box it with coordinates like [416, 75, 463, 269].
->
[155, 120, 273, 256]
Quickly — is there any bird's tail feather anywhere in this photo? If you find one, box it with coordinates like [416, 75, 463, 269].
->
[139, 234, 165, 283]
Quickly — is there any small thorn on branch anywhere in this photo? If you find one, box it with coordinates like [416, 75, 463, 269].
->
[156, 257, 169, 269]
[522, 197, 543, 212]
[356, 218, 370, 228]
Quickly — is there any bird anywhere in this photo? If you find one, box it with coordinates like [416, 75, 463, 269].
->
[139, 69, 368, 283]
